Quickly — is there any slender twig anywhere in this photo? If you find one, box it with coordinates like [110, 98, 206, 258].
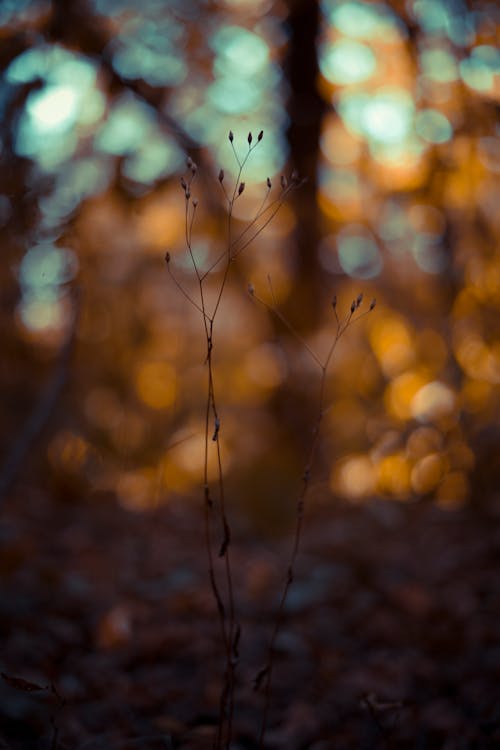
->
[166, 132, 303, 750]
[250, 290, 376, 747]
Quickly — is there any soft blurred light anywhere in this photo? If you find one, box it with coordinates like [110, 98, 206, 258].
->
[459, 46, 500, 93]
[335, 224, 382, 278]
[19, 297, 65, 333]
[376, 453, 411, 498]
[117, 470, 155, 511]
[318, 168, 362, 220]
[135, 361, 177, 410]
[411, 452, 446, 494]
[406, 426, 443, 458]
[27, 85, 79, 131]
[331, 454, 376, 501]
[110, 16, 187, 87]
[207, 76, 262, 114]
[385, 371, 428, 420]
[211, 25, 270, 76]
[370, 315, 415, 377]
[411, 381, 456, 422]
[412, 236, 448, 273]
[19, 243, 77, 295]
[323, 0, 403, 41]
[96, 94, 183, 182]
[321, 118, 361, 165]
[420, 47, 458, 83]
[319, 39, 377, 85]
[416, 108, 453, 144]
[337, 88, 414, 145]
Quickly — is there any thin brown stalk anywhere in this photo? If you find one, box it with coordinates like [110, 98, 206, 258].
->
[252, 292, 376, 748]
[167, 135, 304, 750]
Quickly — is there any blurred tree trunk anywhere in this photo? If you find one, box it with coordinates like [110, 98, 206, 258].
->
[284, 0, 327, 328]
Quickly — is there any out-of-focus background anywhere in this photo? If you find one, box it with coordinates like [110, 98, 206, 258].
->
[1, 0, 499, 518]
[1, 3, 500, 748]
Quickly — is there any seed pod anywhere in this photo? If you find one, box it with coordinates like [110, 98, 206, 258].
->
[238, 182, 245, 195]
[248, 282, 255, 296]
[165, 251, 170, 264]
[180, 177, 187, 190]
[193, 199, 198, 207]
[186, 156, 193, 168]
[266, 177, 272, 189]
[350, 300, 356, 313]
[332, 294, 337, 309]
[370, 298, 377, 310]
[356, 293, 363, 308]
[228, 130, 234, 142]
[248, 131, 253, 144]
[258, 130, 264, 141]
[218, 168, 224, 183]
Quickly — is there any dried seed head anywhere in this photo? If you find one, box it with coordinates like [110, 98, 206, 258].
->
[247, 282, 255, 296]
[258, 130, 264, 141]
[165, 251, 171, 264]
[248, 131, 253, 144]
[356, 293, 363, 308]
[180, 177, 187, 191]
[350, 300, 356, 314]
[218, 168, 224, 183]
[185, 189, 191, 200]
[332, 294, 337, 309]
[186, 156, 193, 169]
[280, 175, 287, 190]
[238, 182, 245, 195]
[370, 298, 377, 311]
[192, 198, 198, 208]
[190, 162, 197, 175]
[228, 130, 234, 142]
[266, 177, 272, 189]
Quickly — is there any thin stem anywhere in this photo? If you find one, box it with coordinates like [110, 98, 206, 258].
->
[253, 295, 375, 748]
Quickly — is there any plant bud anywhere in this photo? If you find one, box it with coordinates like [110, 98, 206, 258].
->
[350, 300, 356, 313]
[193, 199, 198, 207]
[165, 251, 170, 264]
[356, 293, 363, 308]
[218, 168, 224, 183]
[228, 130, 234, 142]
[258, 130, 264, 141]
[370, 298, 377, 310]
[248, 131, 253, 144]
[238, 182, 245, 195]
[332, 294, 337, 309]
[266, 177, 272, 189]
[186, 156, 193, 168]
[248, 282, 255, 296]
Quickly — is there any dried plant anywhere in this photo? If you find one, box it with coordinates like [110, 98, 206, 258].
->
[249, 284, 376, 747]
[166, 131, 375, 749]
[165, 131, 302, 750]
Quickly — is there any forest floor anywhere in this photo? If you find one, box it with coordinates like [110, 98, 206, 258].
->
[0, 486, 499, 749]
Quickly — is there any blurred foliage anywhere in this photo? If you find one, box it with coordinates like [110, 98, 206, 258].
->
[0, 0, 499, 522]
